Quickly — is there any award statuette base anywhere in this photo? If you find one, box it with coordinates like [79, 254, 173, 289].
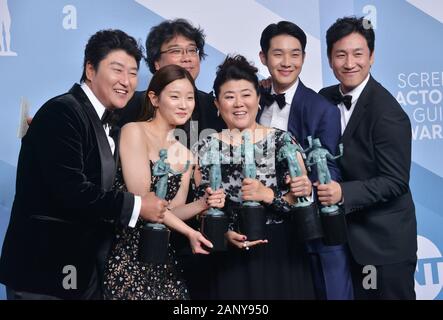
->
[238, 204, 266, 241]
[291, 202, 324, 242]
[201, 213, 229, 252]
[139, 223, 171, 264]
[320, 206, 347, 246]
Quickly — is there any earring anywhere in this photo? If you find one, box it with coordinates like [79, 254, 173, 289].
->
[217, 110, 220, 117]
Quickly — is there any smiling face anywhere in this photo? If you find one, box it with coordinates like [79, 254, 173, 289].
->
[154, 35, 201, 80]
[329, 32, 374, 94]
[86, 49, 138, 109]
[260, 34, 305, 94]
[148, 78, 195, 126]
[215, 79, 260, 131]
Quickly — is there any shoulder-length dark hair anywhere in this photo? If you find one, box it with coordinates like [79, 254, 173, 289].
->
[138, 64, 196, 121]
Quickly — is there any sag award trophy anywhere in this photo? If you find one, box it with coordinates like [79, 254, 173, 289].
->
[199, 138, 229, 251]
[305, 137, 345, 246]
[238, 131, 266, 241]
[139, 149, 189, 263]
[277, 133, 323, 242]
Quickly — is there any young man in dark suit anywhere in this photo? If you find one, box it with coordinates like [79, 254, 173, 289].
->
[0, 29, 169, 299]
[318, 16, 417, 300]
[256, 21, 353, 300]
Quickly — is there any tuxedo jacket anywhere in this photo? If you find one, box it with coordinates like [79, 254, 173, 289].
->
[0, 84, 134, 299]
[319, 76, 417, 265]
[258, 80, 342, 182]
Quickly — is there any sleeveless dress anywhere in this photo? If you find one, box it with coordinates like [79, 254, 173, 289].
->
[195, 129, 315, 299]
[103, 162, 189, 300]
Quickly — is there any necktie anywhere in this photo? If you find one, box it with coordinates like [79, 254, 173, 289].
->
[333, 94, 353, 110]
[261, 92, 287, 109]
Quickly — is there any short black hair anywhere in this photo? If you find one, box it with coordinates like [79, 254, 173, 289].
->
[260, 21, 307, 55]
[80, 29, 143, 82]
[145, 19, 206, 74]
[213, 55, 259, 99]
[326, 16, 375, 58]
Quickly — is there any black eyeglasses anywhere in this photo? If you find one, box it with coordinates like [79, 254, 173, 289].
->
[159, 47, 199, 57]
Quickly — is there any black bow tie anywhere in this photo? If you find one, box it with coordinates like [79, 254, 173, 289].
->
[261, 92, 287, 109]
[101, 109, 117, 127]
[333, 94, 353, 110]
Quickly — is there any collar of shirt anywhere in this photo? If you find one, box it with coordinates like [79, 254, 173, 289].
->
[80, 82, 107, 121]
[271, 78, 299, 107]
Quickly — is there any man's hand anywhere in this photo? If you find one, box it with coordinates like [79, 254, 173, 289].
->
[139, 192, 168, 223]
[315, 180, 342, 206]
[241, 178, 274, 204]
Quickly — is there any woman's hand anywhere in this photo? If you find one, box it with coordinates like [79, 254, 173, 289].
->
[285, 175, 312, 198]
[241, 178, 274, 204]
[225, 230, 268, 251]
[188, 230, 213, 255]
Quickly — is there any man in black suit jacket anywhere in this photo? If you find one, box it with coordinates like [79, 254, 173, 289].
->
[318, 17, 417, 299]
[0, 30, 168, 299]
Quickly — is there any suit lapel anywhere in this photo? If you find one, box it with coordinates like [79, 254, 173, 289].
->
[70, 84, 116, 191]
[341, 78, 373, 144]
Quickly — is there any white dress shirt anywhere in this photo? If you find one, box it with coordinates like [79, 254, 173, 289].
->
[337, 74, 370, 134]
[81, 83, 140, 228]
[259, 79, 299, 130]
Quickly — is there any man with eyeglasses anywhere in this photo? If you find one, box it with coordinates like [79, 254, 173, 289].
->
[116, 19, 226, 300]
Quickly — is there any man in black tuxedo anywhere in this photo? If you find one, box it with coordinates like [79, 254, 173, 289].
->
[0, 29, 168, 299]
[256, 21, 353, 300]
[318, 17, 417, 299]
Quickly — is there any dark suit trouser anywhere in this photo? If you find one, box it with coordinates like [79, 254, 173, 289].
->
[349, 256, 417, 300]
